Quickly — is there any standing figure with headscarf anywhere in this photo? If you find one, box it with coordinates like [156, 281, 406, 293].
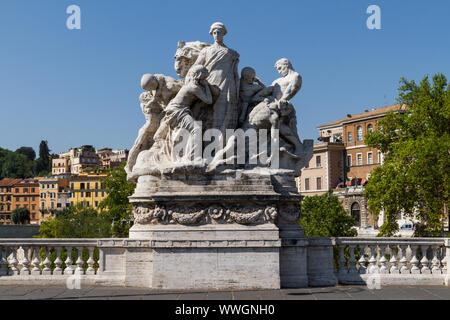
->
[193, 22, 240, 136]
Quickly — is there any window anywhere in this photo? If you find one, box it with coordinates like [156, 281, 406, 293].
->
[71, 183, 74, 190]
[15, 188, 19, 193]
[80, 183, 85, 190]
[81, 192, 84, 197]
[377, 151, 383, 164]
[50, 201, 55, 209]
[346, 155, 352, 167]
[316, 156, 322, 168]
[367, 124, 374, 133]
[351, 202, 361, 227]
[101, 191, 105, 197]
[23, 188, 28, 193]
[367, 152, 373, 165]
[95, 192, 98, 197]
[31, 188, 35, 192]
[86, 192, 91, 197]
[86, 201, 90, 207]
[357, 126, 363, 141]
[87, 183, 90, 190]
[52, 184, 55, 189]
[95, 201, 98, 207]
[32, 213, 35, 219]
[41, 202, 45, 209]
[32, 204, 36, 210]
[95, 183, 98, 189]
[316, 177, 322, 190]
[24, 197, 27, 202]
[347, 132, 352, 143]
[356, 153, 363, 166]
[304, 178, 310, 191]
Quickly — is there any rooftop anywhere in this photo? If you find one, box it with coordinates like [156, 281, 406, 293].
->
[318, 104, 405, 129]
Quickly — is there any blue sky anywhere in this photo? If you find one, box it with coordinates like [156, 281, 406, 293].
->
[1, 0, 449, 154]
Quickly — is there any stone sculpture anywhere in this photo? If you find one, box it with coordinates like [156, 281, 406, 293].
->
[125, 22, 314, 290]
[126, 21, 314, 227]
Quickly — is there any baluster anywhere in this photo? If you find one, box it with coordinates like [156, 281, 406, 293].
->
[75, 247, 84, 275]
[368, 245, 378, 274]
[86, 247, 96, 275]
[338, 245, 347, 274]
[420, 245, 431, 274]
[64, 246, 74, 275]
[9, 246, 19, 275]
[20, 246, 31, 275]
[358, 245, 367, 274]
[431, 245, 442, 274]
[31, 247, 42, 275]
[410, 245, 420, 274]
[0, 246, 8, 276]
[348, 245, 358, 274]
[42, 247, 52, 275]
[399, 245, 410, 274]
[379, 245, 388, 274]
[53, 247, 63, 275]
[442, 255, 447, 274]
[389, 245, 399, 274]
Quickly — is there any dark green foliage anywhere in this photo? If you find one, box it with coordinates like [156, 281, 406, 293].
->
[99, 162, 136, 238]
[11, 207, 31, 224]
[38, 204, 112, 238]
[300, 191, 358, 237]
[35, 140, 52, 176]
[0, 151, 35, 179]
[0, 141, 53, 179]
[365, 74, 450, 237]
[15, 147, 36, 161]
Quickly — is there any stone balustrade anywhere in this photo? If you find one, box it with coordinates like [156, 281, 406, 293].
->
[333, 238, 449, 286]
[0, 237, 448, 288]
[0, 239, 99, 277]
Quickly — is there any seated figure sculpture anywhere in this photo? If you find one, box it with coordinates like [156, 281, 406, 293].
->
[238, 67, 266, 126]
[125, 74, 183, 178]
[249, 58, 303, 159]
[128, 65, 215, 179]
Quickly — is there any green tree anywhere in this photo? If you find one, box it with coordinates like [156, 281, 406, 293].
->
[300, 191, 358, 237]
[11, 207, 31, 225]
[1, 152, 35, 179]
[365, 74, 450, 237]
[15, 147, 36, 162]
[36, 140, 51, 176]
[39, 204, 112, 238]
[99, 162, 136, 237]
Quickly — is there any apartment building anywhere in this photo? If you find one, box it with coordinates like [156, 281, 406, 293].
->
[38, 176, 70, 222]
[52, 145, 100, 176]
[69, 172, 108, 209]
[0, 178, 21, 224]
[11, 179, 40, 224]
[301, 104, 407, 229]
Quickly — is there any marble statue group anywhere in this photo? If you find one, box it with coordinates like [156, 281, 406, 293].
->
[125, 22, 312, 181]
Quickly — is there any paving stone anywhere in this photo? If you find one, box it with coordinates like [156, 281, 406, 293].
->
[281, 288, 316, 300]
[205, 291, 233, 300]
[0, 285, 448, 300]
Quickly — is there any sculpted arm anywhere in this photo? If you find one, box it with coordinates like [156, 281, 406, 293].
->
[252, 86, 274, 103]
[194, 81, 213, 105]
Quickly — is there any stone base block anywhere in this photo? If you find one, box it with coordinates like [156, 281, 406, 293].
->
[130, 224, 282, 290]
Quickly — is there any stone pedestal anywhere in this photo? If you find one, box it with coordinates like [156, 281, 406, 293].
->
[128, 169, 308, 289]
